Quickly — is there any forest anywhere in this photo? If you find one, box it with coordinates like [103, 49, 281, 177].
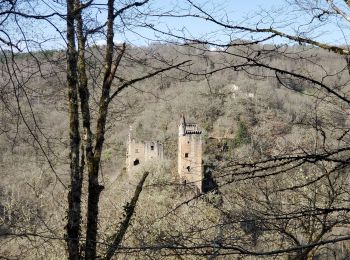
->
[1, 0, 350, 259]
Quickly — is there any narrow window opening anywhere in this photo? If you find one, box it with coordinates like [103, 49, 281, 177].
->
[185, 153, 189, 158]
[186, 166, 191, 172]
[133, 159, 140, 166]
[151, 145, 154, 150]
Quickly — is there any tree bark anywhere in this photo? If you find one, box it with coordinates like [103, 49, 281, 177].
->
[85, 0, 115, 259]
[66, 0, 82, 259]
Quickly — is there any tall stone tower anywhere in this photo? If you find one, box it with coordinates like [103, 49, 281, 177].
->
[178, 115, 203, 192]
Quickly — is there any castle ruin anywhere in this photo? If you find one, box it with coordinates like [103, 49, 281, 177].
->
[126, 127, 164, 172]
[125, 116, 204, 193]
[178, 115, 203, 192]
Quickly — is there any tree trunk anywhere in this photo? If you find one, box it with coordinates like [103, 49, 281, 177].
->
[85, 160, 104, 260]
[84, 1, 115, 259]
[66, 0, 83, 259]
[105, 172, 149, 260]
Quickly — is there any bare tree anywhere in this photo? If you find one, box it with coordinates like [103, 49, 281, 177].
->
[65, 1, 191, 259]
[1, 0, 190, 259]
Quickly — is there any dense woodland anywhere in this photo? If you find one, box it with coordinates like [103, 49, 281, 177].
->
[2, 0, 350, 259]
[1, 42, 350, 259]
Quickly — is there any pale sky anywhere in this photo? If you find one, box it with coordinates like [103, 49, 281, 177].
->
[6, 0, 348, 51]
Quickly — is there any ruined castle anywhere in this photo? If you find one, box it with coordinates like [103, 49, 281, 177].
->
[126, 115, 203, 192]
[126, 127, 164, 171]
[178, 115, 203, 192]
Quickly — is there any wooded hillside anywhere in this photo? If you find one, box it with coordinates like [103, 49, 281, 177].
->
[2, 42, 350, 259]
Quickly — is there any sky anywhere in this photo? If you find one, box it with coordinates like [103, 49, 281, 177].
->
[120, 0, 285, 46]
[5, 0, 350, 51]
[122, 0, 348, 47]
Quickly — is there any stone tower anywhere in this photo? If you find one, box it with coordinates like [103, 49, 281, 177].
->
[126, 126, 164, 172]
[178, 115, 203, 192]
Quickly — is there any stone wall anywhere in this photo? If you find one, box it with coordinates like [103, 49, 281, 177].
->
[126, 138, 164, 172]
